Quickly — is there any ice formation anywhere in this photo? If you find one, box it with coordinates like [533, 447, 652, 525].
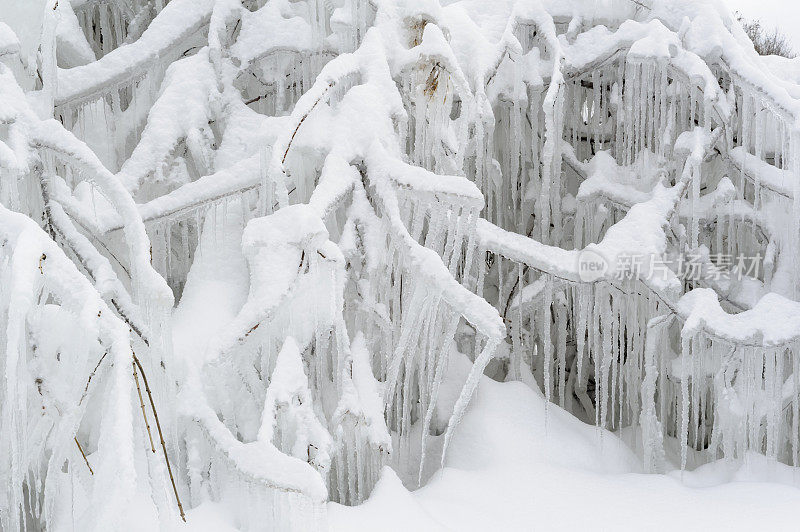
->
[2, 0, 800, 529]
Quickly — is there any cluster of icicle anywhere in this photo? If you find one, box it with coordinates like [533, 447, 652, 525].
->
[7, 0, 800, 530]
[478, 27, 800, 479]
[640, 310, 800, 474]
[0, 203, 169, 531]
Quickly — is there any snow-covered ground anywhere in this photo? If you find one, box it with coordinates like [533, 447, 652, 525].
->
[177, 346, 800, 531]
[328, 370, 800, 531]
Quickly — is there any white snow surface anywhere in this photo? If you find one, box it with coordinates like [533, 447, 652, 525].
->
[331, 365, 800, 531]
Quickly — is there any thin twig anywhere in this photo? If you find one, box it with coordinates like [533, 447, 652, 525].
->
[79, 350, 108, 406]
[282, 82, 333, 164]
[132, 361, 156, 453]
[244, 93, 268, 105]
[74, 438, 94, 475]
[503, 262, 529, 320]
[132, 354, 186, 522]
[626, 0, 651, 9]
[502, 223, 537, 320]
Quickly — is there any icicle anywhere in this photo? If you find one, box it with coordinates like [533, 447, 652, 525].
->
[510, 263, 523, 382]
[418, 311, 459, 485]
[679, 332, 691, 472]
[793, 340, 800, 467]
[181, 220, 190, 272]
[556, 293, 567, 408]
[641, 313, 671, 472]
[541, 274, 553, 404]
[165, 220, 172, 287]
[576, 283, 588, 384]
[442, 336, 500, 464]
[539, 73, 565, 245]
[691, 333, 701, 452]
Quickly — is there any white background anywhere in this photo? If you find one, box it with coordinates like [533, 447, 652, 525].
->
[726, 0, 800, 55]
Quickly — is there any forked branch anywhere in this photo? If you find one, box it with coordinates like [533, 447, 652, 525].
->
[132, 354, 186, 522]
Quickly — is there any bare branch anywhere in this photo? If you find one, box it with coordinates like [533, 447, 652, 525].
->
[74, 438, 94, 475]
[132, 354, 186, 522]
[133, 361, 157, 453]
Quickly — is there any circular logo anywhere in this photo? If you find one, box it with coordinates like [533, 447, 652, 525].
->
[577, 248, 609, 282]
